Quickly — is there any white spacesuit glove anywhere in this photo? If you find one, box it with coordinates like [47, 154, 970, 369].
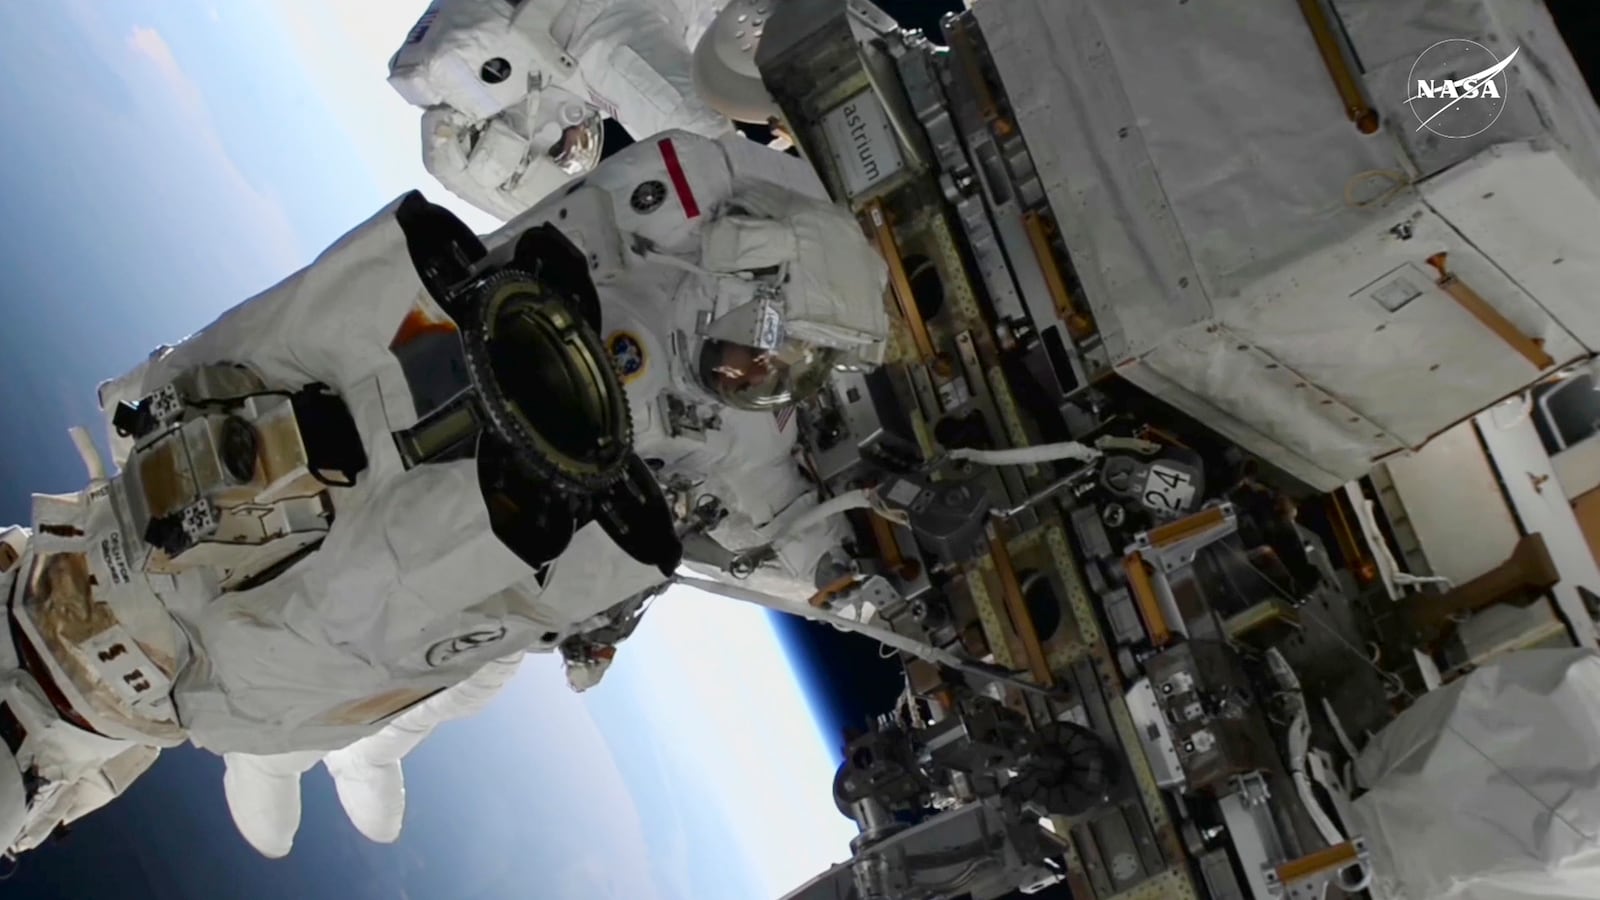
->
[417, 106, 543, 222]
[222, 654, 523, 856]
[563, 651, 614, 692]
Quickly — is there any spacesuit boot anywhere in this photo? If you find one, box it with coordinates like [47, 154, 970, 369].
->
[222, 653, 523, 856]
[321, 653, 521, 844]
[388, 0, 737, 220]
[221, 750, 325, 859]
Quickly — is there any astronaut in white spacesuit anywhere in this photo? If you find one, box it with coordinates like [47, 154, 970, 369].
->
[388, 0, 737, 221]
[218, 130, 889, 859]
[0, 129, 888, 858]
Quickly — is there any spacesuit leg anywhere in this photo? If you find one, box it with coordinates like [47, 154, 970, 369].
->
[218, 655, 522, 854]
[221, 750, 326, 859]
[322, 654, 523, 843]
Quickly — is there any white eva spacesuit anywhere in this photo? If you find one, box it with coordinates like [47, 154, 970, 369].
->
[219, 130, 888, 858]
[388, 0, 737, 221]
[2, 130, 887, 858]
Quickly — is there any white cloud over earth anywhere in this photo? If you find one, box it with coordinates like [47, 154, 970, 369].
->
[255, 0, 502, 233]
[119, 23, 305, 272]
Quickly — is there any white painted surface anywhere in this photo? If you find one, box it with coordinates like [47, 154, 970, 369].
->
[1380, 422, 1520, 585]
[1553, 433, 1600, 501]
[1459, 600, 1567, 667]
[1473, 402, 1600, 649]
[1421, 143, 1600, 352]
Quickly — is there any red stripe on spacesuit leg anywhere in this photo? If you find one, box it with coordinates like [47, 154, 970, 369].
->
[657, 138, 700, 219]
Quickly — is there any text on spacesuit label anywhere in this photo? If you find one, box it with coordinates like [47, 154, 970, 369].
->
[98, 532, 132, 586]
[79, 624, 173, 709]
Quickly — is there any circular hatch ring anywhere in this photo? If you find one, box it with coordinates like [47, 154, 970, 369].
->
[457, 268, 634, 494]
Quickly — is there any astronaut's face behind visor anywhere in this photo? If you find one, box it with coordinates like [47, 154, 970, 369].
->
[698, 337, 840, 411]
[546, 117, 603, 177]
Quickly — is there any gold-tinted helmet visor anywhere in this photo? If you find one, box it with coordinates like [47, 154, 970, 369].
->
[547, 114, 603, 177]
[696, 336, 840, 411]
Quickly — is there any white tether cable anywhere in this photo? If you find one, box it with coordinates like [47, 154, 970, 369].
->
[947, 441, 1101, 467]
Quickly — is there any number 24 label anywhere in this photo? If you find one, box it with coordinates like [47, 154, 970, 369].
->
[1142, 464, 1196, 513]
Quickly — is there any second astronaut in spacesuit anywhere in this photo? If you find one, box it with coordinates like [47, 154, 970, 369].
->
[387, 0, 738, 221]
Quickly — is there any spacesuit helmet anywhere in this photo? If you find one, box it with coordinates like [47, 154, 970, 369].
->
[677, 191, 892, 411]
[507, 84, 605, 185]
[693, 328, 842, 411]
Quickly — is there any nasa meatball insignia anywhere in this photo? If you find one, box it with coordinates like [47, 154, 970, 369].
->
[608, 331, 647, 383]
